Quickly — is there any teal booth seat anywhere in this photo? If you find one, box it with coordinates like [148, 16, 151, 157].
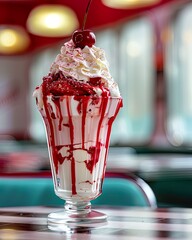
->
[0, 176, 156, 208]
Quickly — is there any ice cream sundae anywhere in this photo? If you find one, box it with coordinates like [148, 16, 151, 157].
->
[33, 0, 122, 227]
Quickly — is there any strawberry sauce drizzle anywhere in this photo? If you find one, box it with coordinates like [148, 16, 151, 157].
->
[81, 97, 89, 149]
[66, 97, 77, 195]
[102, 98, 123, 178]
[53, 97, 63, 131]
[42, 96, 59, 174]
[94, 97, 108, 171]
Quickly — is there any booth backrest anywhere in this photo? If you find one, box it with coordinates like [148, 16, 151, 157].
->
[0, 176, 156, 208]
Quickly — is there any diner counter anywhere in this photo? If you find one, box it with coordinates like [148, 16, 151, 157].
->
[0, 206, 192, 239]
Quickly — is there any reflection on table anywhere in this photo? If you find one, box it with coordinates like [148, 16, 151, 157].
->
[0, 206, 192, 239]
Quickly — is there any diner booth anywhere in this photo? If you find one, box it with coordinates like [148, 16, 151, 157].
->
[0, 0, 192, 238]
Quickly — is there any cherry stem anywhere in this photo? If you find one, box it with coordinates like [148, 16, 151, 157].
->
[82, 0, 93, 30]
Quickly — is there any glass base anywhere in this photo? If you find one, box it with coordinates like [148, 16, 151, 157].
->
[48, 210, 107, 232]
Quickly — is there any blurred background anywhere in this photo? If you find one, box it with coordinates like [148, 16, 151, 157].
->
[1, 0, 192, 207]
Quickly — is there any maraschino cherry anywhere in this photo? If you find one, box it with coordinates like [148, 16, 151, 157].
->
[72, 30, 96, 49]
[72, 0, 95, 49]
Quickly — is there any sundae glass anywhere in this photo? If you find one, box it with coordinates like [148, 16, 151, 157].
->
[34, 26, 122, 229]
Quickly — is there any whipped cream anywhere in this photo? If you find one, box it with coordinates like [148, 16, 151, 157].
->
[50, 40, 120, 97]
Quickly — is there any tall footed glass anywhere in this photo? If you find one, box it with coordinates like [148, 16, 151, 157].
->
[37, 95, 122, 229]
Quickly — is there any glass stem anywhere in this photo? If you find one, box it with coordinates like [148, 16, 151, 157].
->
[64, 201, 91, 216]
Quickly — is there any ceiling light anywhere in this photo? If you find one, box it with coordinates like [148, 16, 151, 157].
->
[27, 5, 79, 37]
[102, 0, 160, 9]
[0, 26, 30, 54]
